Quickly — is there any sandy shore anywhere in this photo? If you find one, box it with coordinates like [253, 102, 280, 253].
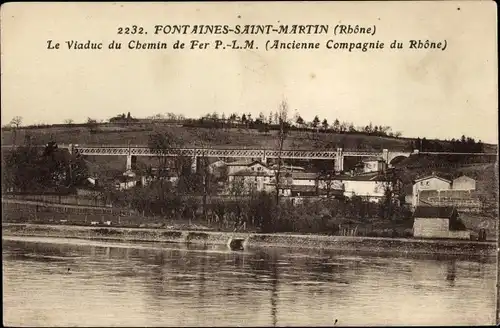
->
[2, 223, 496, 257]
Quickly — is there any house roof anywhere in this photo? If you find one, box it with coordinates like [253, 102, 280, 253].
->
[334, 172, 387, 182]
[123, 169, 137, 177]
[269, 164, 305, 171]
[413, 206, 457, 218]
[452, 175, 475, 182]
[209, 160, 226, 167]
[414, 173, 451, 184]
[230, 168, 274, 177]
[291, 172, 319, 180]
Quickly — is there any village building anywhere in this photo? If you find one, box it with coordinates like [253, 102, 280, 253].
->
[451, 175, 476, 190]
[226, 160, 271, 175]
[228, 169, 274, 194]
[290, 172, 319, 186]
[333, 172, 389, 203]
[112, 169, 139, 190]
[227, 161, 274, 194]
[360, 157, 387, 173]
[411, 173, 452, 207]
[143, 168, 179, 186]
[412, 206, 470, 240]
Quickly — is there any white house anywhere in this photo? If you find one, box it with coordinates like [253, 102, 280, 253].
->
[329, 173, 388, 202]
[412, 174, 452, 207]
[114, 170, 141, 190]
[452, 175, 476, 190]
[290, 172, 319, 186]
[361, 157, 387, 173]
[227, 162, 275, 194]
[115, 176, 140, 190]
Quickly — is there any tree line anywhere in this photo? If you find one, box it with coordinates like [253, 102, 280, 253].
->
[180, 110, 404, 138]
[2, 137, 88, 194]
[413, 135, 484, 153]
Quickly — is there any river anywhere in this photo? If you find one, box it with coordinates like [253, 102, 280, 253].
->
[2, 236, 496, 326]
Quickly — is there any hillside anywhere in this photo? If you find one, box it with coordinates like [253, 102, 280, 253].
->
[2, 124, 497, 152]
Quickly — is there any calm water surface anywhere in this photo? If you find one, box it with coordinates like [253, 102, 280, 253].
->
[2, 236, 496, 327]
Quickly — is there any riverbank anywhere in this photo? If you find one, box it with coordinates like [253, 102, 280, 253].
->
[2, 223, 496, 257]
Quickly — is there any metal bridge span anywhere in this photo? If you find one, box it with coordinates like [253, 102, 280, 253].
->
[2, 144, 496, 172]
[62, 144, 415, 172]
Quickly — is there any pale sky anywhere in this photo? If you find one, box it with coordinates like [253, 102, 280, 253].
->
[1, 1, 498, 143]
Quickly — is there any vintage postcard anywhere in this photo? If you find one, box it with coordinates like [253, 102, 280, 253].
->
[1, 1, 498, 326]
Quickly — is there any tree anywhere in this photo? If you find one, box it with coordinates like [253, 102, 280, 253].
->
[196, 129, 220, 220]
[9, 116, 23, 145]
[274, 100, 289, 205]
[333, 119, 340, 132]
[64, 119, 74, 125]
[241, 114, 247, 123]
[322, 119, 329, 130]
[296, 116, 305, 126]
[2, 137, 88, 193]
[312, 115, 320, 128]
[10, 116, 23, 128]
[148, 130, 187, 201]
[318, 161, 337, 198]
[340, 121, 348, 133]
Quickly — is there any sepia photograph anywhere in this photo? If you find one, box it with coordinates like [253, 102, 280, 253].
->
[1, 1, 498, 326]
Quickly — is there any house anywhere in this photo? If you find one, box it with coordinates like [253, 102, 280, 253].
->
[115, 169, 143, 190]
[290, 185, 318, 197]
[412, 173, 452, 207]
[226, 160, 271, 175]
[143, 168, 179, 186]
[413, 206, 470, 240]
[227, 165, 275, 194]
[360, 157, 387, 173]
[269, 164, 305, 172]
[452, 175, 476, 191]
[333, 172, 389, 202]
[290, 172, 319, 186]
[115, 175, 141, 190]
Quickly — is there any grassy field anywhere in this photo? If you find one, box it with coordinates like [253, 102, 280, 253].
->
[2, 124, 419, 150]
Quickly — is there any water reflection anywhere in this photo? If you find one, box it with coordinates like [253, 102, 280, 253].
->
[2, 237, 496, 327]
